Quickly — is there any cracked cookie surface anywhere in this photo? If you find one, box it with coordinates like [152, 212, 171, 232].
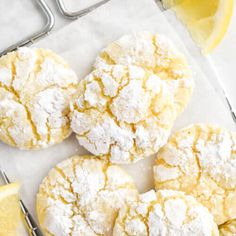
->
[0, 47, 79, 149]
[153, 124, 236, 225]
[219, 219, 236, 235]
[71, 65, 178, 163]
[36, 155, 138, 236]
[113, 190, 219, 236]
[94, 31, 194, 116]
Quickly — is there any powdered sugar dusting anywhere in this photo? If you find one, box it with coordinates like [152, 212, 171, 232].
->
[71, 65, 174, 163]
[154, 124, 236, 225]
[111, 79, 150, 123]
[113, 190, 219, 236]
[94, 31, 194, 115]
[37, 155, 138, 236]
[0, 47, 79, 149]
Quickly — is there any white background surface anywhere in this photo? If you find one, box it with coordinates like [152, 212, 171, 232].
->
[0, 0, 235, 227]
[0, 0, 235, 109]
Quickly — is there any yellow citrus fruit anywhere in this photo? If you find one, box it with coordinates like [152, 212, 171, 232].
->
[163, 0, 234, 53]
[0, 183, 25, 236]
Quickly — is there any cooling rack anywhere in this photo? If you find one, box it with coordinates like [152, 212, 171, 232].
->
[0, 1, 235, 235]
[0, 0, 110, 56]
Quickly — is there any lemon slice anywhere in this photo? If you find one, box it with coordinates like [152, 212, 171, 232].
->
[0, 183, 25, 236]
[163, 0, 234, 53]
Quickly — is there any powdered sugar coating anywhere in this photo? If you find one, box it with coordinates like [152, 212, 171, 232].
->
[71, 65, 176, 164]
[36, 155, 138, 236]
[94, 31, 194, 115]
[0, 47, 79, 149]
[113, 190, 219, 236]
[153, 124, 236, 225]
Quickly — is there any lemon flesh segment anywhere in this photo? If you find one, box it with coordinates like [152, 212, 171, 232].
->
[0, 183, 25, 236]
[163, 0, 234, 53]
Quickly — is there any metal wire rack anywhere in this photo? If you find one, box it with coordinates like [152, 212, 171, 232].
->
[0, 0, 235, 143]
[0, 0, 110, 56]
[0, 0, 54, 57]
[0, 1, 111, 235]
[0, 168, 44, 236]
[155, 0, 236, 124]
[56, 0, 111, 20]
[0, 1, 236, 235]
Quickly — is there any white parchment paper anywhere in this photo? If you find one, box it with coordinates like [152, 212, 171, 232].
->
[0, 0, 235, 223]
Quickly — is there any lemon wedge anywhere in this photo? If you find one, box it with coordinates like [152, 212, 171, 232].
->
[163, 0, 234, 53]
[0, 183, 25, 236]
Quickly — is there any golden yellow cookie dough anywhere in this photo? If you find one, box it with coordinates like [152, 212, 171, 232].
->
[113, 190, 219, 236]
[95, 31, 194, 115]
[219, 219, 236, 236]
[0, 47, 79, 149]
[153, 124, 236, 225]
[36, 155, 138, 236]
[71, 65, 178, 164]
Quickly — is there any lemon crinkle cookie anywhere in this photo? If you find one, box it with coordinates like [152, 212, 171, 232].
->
[0, 47, 79, 149]
[95, 31, 194, 115]
[153, 124, 236, 225]
[36, 155, 138, 236]
[71, 65, 178, 163]
[113, 190, 219, 236]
